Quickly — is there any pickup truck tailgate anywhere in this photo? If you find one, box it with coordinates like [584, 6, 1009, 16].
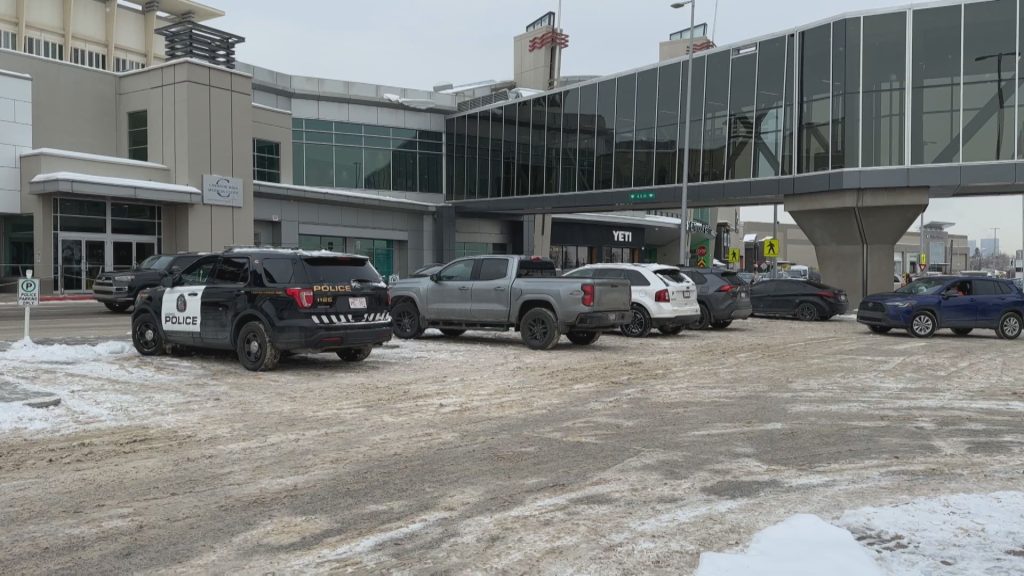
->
[591, 279, 631, 311]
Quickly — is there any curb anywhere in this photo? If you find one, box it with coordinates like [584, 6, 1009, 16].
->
[40, 295, 96, 302]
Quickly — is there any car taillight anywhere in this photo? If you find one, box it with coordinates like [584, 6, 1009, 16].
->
[655, 289, 670, 303]
[816, 290, 835, 299]
[717, 284, 735, 293]
[582, 284, 595, 307]
[286, 287, 315, 309]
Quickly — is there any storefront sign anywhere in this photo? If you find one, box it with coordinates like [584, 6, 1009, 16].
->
[612, 230, 633, 243]
[552, 222, 645, 248]
[202, 175, 244, 208]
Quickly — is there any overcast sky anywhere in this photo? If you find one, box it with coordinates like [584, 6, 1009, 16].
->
[212, 0, 1024, 254]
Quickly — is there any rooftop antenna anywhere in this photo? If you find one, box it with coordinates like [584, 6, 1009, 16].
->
[712, 0, 719, 40]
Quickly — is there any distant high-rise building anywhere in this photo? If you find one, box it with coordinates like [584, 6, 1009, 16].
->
[980, 238, 1001, 257]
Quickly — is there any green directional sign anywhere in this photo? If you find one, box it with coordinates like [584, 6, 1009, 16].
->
[628, 191, 657, 203]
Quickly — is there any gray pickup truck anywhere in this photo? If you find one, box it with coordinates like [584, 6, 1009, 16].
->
[389, 255, 632, 350]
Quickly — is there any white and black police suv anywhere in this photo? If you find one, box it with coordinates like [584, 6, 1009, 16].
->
[130, 248, 393, 371]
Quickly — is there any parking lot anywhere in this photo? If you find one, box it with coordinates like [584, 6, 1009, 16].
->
[2, 317, 1023, 574]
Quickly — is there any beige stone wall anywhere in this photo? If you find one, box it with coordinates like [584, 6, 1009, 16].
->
[253, 105, 293, 184]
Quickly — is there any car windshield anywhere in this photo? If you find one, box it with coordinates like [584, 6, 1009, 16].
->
[137, 255, 174, 271]
[896, 278, 948, 295]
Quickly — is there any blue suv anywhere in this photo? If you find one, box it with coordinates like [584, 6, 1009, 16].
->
[858, 276, 1024, 340]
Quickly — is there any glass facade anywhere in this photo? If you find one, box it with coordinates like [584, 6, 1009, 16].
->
[293, 120, 442, 194]
[444, 0, 1024, 201]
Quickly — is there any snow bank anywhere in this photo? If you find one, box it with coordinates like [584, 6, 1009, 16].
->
[840, 492, 1024, 576]
[1, 340, 132, 364]
[695, 514, 883, 576]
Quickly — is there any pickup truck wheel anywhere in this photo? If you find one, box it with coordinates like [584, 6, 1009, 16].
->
[337, 346, 372, 362]
[440, 329, 466, 338]
[105, 302, 131, 313]
[392, 302, 425, 339]
[521, 308, 560, 350]
[687, 304, 712, 330]
[131, 313, 164, 356]
[659, 324, 685, 336]
[621, 305, 652, 338]
[236, 321, 281, 372]
[996, 312, 1022, 340]
[567, 331, 601, 345]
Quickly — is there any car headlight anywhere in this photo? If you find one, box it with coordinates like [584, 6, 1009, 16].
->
[887, 301, 914, 308]
[114, 275, 135, 282]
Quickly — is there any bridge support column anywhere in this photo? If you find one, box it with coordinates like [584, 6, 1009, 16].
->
[786, 189, 928, 305]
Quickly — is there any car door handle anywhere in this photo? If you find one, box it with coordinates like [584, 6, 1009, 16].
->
[459, 286, 470, 291]
[188, 292, 199, 297]
[494, 286, 506, 292]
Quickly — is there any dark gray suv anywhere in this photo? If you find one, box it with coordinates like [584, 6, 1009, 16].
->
[678, 268, 753, 329]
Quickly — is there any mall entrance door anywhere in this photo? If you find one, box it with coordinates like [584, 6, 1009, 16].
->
[58, 235, 158, 293]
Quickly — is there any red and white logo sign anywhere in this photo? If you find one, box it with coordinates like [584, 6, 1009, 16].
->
[529, 30, 570, 52]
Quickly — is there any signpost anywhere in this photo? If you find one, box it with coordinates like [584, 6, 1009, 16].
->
[695, 244, 709, 268]
[727, 247, 741, 267]
[17, 270, 39, 341]
[764, 239, 780, 277]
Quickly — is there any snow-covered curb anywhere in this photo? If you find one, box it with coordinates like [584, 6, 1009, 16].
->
[696, 492, 1024, 576]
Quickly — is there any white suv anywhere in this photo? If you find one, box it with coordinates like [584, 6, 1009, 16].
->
[564, 263, 700, 337]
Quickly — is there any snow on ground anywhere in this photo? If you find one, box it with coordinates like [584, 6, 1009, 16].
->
[0, 339, 205, 435]
[696, 492, 1024, 576]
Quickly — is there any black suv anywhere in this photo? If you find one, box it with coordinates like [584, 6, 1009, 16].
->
[94, 253, 200, 312]
[130, 249, 392, 371]
[678, 268, 753, 329]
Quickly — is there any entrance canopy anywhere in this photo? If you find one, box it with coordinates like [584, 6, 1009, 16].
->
[30, 172, 202, 204]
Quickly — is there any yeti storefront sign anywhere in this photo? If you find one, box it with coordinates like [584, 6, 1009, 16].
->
[202, 175, 244, 208]
[161, 287, 205, 332]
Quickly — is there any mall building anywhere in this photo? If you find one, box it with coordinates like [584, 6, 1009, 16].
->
[2, 0, 1021, 300]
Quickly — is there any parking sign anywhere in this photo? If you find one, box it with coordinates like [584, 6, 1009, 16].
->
[18, 277, 39, 307]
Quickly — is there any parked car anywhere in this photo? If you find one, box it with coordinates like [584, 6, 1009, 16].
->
[131, 249, 393, 371]
[389, 256, 632, 350]
[750, 279, 849, 321]
[737, 272, 756, 285]
[677, 268, 753, 329]
[94, 253, 200, 313]
[857, 276, 1024, 339]
[563, 263, 700, 337]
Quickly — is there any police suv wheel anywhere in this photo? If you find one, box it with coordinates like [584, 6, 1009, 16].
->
[997, 312, 1022, 340]
[520, 307, 560, 350]
[132, 314, 164, 356]
[236, 321, 281, 372]
[392, 302, 425, 339]
[337, 347, 372, 362]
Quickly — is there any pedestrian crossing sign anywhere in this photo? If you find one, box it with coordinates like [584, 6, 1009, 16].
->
[727, 248, 741, 264]
[764, 239, 780, 258]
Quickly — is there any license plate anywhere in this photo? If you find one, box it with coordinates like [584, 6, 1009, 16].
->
[684, 291, 691, 298]
[349, 297, 367, 310]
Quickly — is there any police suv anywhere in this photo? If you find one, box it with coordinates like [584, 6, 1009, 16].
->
[130, 248, 393, 371]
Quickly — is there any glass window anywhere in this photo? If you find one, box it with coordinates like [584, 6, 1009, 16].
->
[419, 153, 442, 194]
[656, 62, 681, 185]
[755, 36, 787, 177]
[727, 52, 756, 179]
[111, 219, 157, 235]
[546, 93, 562, 195]
[703, 51, 730, 181]
[832, 19, 861, 169]
[466, 113, 479, 199]
[634, 68, 658, 187]
[490, 110, 502, 198]
[212, 257, 250, 285]
[59, 198, 106, 217]
[303, 255, 384, 283]
[478, 258, 510, 281]
[560, 88, 580, 193]
[624, 269, 650, 286]
[614, 74, 637, 188]
[334, 146, 363, 188]
[438, 259, 475, 282]
[363, 148, 392, 190]
[393, 149, 417, 192]
[445, 118, 456, 201]
[306, 119, 332, 132]
[963, 0, 1015, 162]
[347, 239, 394, 277]
[305, 144, 334, 187]
[253, 139, 281, 183]
[782, 35, 796, 175]
[681, 57, 706, 183]
[127, 110, 147, 162]
[516, 100, 531, 195]
[799, 24, 831, 173]
[595, 79, 616, 190]
[502, 104, 517, 197]
[335, 122, 362, 134]
[530, 97, 546, 194]
[293, 142, 305, 185]
[454, 115, 466, 200]
[863, 12, 907, 167]
[578, 83, 598, 191]
[262, 258, 303, 285]
[365, 125, 390, 136]
[912, 5, 961, 165]
[180, 256, 218, 286]
[973, 280, 999, 296]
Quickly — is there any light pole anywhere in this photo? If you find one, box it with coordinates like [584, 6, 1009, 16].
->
[992, 227, 1000, 258]
[672, 0, 696, 266]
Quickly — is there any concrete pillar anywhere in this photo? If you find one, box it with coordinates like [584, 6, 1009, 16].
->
[435, 206, 457, 264]
[523, 214, 552, 258]
[105, 0, 116, 71]
[786, 189, 928, 305]
[16, 0, 27, 49]
[63, 0, 74, 62]
[143, 2, 158, 67]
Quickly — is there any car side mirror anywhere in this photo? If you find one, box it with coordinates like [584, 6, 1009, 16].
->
[160, 275, 174, 288]
[429, 273, 439, 283]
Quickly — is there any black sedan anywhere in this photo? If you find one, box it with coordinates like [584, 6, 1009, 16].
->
[750, 279, 849, 321]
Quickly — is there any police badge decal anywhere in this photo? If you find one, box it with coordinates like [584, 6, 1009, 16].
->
[177, 294, 187, 313]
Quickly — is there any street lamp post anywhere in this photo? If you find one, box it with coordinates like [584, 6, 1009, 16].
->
[672, 0, 696, 267]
